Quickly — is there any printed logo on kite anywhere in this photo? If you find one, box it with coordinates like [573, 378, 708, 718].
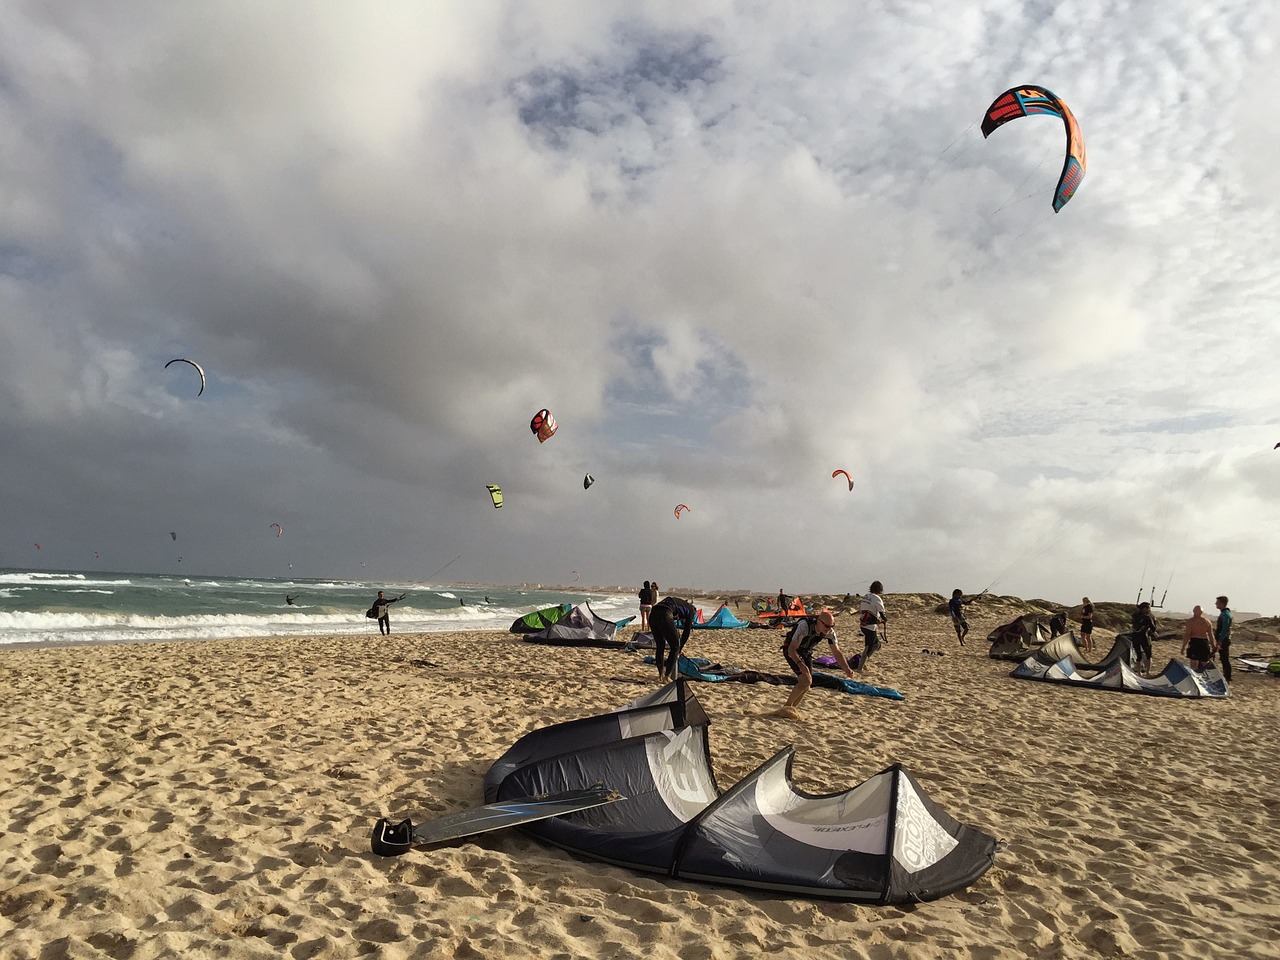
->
[832, 469, 854, 491]
[981, 85, 1086, 212]
[165, 358, 207, 396]
[530, 409, 558, 443]
[486, 484, 504, 509]
[674, 504, 690, 519]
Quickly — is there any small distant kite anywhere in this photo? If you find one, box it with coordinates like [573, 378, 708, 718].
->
[165, 358, 207, 396]
[94, 551, 100, 559]
[486, 484, 504, 509]
[832, 469, 854, 491]
[674, 504, 690, 519]
[530, 408, 558, 443]
[271, 522, 283, 538]
[981, 84, 1086, 212]
[1274, 442, 1279, 450]
[572, 571, 581, 582]
[583, 474, 595, 490]
[170, 531, 178, 541]
[34, 542, 41, 550]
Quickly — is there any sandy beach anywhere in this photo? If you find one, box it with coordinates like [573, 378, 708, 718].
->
[3, 595, 1279, 959]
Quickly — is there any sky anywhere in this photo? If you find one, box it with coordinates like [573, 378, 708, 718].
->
[2, 2, 1279, 612]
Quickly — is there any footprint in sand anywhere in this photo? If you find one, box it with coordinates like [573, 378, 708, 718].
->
[755, 706, 803, 720]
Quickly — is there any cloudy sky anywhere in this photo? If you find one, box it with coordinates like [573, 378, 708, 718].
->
[2, 1, 1278, 611]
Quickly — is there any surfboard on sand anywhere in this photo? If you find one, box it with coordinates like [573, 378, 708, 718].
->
[371, 786, 624, 856]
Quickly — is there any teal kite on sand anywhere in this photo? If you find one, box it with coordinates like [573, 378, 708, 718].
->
[647, 655, 905, 701]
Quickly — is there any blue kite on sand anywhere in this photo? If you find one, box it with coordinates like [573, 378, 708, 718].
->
[643, 655, 905, 701]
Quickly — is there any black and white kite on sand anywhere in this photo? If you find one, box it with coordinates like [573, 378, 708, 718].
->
[1011, 637, 1228, 698]
[481, 680, 997, 903]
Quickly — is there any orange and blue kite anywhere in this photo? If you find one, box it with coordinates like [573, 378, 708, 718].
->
[981, 85, 1086, 212]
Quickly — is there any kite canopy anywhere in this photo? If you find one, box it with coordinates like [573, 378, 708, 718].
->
[1011, 646, 1229, 698]
[519, 602, 625, 648]
[509, 603, 574, 634]
[981, 84, 1086, 212]
[583, 474, 594, 489]
[530, 408, 558, 442]
[165, 357, 206, 396]
[486, 485, 504, 509]
[484, 680, 997, 903]
[832, 469, 854, 491]
[270, 522, 283, 538]
[674, 503, 690, 519]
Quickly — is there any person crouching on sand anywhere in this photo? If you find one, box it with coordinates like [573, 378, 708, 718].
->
[1181, 605, 1215, 672]
[649, 594, 696, 681]
[779, 610, 856, 710]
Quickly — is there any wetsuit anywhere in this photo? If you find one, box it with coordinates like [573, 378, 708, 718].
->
[782, 617, 838, 675]
[650, 596, 695, 679]
[1131, 609, 1156, 671]
[858, 592, 887, 666]
[372, 594, 400, 635]
[1216, 605, 1233, 681]
[948, 596, 969, 643]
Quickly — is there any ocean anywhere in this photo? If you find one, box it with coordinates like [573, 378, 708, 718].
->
[0, 568, 638, 648]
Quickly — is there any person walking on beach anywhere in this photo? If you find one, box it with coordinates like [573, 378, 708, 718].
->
[649, 594, 696, 681]
[779, 610, 856, 710]
[638, 580, 654, 632]
[1079, 597, 1095, 655]
[1214, 595, 1233, 681]
[1181, 605, 1215, 672]
[858, 581, 887, 669]
[947, 589, 978, 646]
[369, 590, 404, 636]
[1131, 601, 1157, 676]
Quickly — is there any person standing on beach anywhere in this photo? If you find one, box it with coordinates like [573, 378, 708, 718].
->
[369, 590, 404, 636]
[947, 589, 978, 646]
[1131, 601, 1157, 676]
[858, 581, 887, 668]
[1214, 595, 1233, 681]
[779, 610, 856, 710]
[1079, 597, 1095, 655]
[638, 581, 654, 632]
[1181, 605, 1215, 672]
[649, 594, 696, 681]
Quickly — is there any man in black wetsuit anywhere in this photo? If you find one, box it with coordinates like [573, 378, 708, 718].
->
[1131, 601, 1157, 676]
[649, 594, 697, 681]
[370, 590, 403, 636]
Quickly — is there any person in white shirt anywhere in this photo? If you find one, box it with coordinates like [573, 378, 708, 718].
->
[857, 581, 887, 669]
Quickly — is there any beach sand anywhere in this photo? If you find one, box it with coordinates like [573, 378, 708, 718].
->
[3, 597, 1279, 959]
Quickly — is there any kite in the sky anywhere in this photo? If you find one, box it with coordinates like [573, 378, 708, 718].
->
[1274, 442, 1279, 449]
[981, 85, 1086, 212]
[34, 543, 40, 550]
[165, 358, 207, 396]
[530, 409, 558, 443]
[583, 474, 595, 489]
[94, 551, 100, 559]
[486, 485, 504, 509]
[674, 504, 690, 519]
[832, 469, 854, 491]
[572, 571, 581, 582]
[170, 531, 178, 541]
[271, 523, 283, 538]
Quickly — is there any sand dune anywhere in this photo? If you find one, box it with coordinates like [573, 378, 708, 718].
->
[2, 598, 1278, 958]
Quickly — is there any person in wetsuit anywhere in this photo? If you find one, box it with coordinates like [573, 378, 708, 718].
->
[1131, 601, 1157, 676]
[649, 594, 696, 681]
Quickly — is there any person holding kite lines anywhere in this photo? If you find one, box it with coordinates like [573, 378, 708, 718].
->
[368, 590, 406, 636]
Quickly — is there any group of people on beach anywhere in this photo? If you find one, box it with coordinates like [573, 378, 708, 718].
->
[634, 580, 891, 709]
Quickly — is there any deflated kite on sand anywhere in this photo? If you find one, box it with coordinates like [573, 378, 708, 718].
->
[375, 680, 998, 904]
